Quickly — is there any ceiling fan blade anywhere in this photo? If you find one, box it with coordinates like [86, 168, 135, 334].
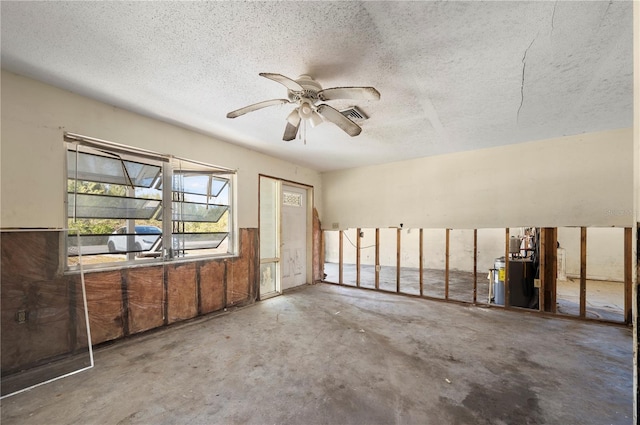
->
[259, 73, 304, 92]
[316, 104, 362, 137]
[318, 87, 381, 101]
[283, 121, 299, 141]
[226, 98, 290, 118]
[286, 108, 302, 127]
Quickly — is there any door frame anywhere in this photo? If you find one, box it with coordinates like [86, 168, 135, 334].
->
[258, 174, 314, 299]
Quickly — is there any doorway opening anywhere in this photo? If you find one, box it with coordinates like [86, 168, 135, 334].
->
[259, 176, 312, 299]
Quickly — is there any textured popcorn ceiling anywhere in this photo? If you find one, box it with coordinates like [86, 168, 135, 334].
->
[0, 1, 633, 172]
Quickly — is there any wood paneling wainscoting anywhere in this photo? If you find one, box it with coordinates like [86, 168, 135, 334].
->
[1, 228, 258, 377]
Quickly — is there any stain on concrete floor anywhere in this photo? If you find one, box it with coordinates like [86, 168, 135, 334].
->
[0, 283, 632, 425]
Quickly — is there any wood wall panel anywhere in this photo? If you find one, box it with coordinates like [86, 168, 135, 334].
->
[1, 228, 258, 376]
[83, 270, 124, 345]
[0, 277, 71, 373]
[199, 261, 225, 314]
[227, 228, 257, 306]
[167, 262, 198, 324]
[127, 266, 164, 334]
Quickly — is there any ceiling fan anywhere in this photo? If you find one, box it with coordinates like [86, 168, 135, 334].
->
[227, 73, 380, 141]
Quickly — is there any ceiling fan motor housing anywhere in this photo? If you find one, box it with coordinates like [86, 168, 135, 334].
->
[287, 74, 322, 103]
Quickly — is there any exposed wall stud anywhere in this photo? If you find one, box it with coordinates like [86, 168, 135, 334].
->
[580, 227, 587, 318]
[539, 229, 546, 312]
[445, 228, 450, 300]
[419, 228, 424, 297]
[624, 227, 632, 324]
[375, 228, 380, 290]
[540, 228, 557, 313]
[339, 230, 344, 285]
[397, 228, 401, 293]
[356, 227, 361, 288]
[473, 229, 478, 304]
[505, 228, 510, 308]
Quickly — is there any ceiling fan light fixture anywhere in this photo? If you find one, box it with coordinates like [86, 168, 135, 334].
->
[298, 100, 314, 120]
[309, 110, 323, 127]
[286, 108, 301, 126]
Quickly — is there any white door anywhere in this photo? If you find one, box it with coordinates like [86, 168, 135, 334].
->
[281, 184, 307, 290]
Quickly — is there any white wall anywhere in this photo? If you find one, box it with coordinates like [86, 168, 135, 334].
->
[0, 71, 322, 229]
[557, 227, 625, 282]
[321, 128, 634, 230]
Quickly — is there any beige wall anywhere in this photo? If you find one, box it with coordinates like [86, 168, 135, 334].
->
[321, 128, 634, 230]
[0, 70, 322, 229]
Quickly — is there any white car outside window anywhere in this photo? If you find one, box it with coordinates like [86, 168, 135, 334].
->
[107, 225, 162, 253]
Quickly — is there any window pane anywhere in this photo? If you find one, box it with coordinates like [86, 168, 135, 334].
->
[172, 173, 229, 198]
[68, 193, 161, 219]
[175, 232, 228, 250]
[68, 231, 161, 256]
[260, 177, 278, 259]
[169, 202, 228, 223]
[67, 150, 161, 188]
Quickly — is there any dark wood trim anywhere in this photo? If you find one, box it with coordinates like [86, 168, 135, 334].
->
[445, 228, 450, 300]
[339, 230, 344, 285]
[624, 227, 632, 324]
[396, 228, 401, 293]
[540, 227, 557, 313]
[504, 228, 510, 308]
[258, 173, 314, 190]
[473, 229, 478, 304]
[356, 228, 361, 288]
[419, 228, 424, 297]
[580, 227, 587, 318]
[539, 228, 546, 312]
[375, 228, 380, 290]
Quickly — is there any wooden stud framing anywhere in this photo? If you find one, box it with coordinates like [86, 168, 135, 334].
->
[624, 227, 632, 324]
[445, 228, 450, 300]
[473, 229, 478, 304]
[339, 230, 344, 285]
[375, 228, 380, 290]
[539, 229, 546, 312]
[504, 228, 510, 308]
[540, 227, 557, 313]
[356, 228, 361, 288]
[580, 227, 587, 318]
[419, 228, 424, 297]
[397, 228, 401, 293]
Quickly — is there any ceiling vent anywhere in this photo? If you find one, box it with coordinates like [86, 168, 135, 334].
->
[340, 106, 368, 121]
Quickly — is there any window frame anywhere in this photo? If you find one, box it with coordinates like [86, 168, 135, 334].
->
[64, 133, 238, 271]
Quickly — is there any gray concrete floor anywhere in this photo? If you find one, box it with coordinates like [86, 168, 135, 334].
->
[1, 283, 632, 425]
[326, 263, 625, 322]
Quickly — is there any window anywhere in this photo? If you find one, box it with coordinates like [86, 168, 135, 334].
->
[65, 134, 235, 268]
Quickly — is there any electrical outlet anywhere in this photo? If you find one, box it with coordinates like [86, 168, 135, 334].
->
[534, 278, 541, 288]
[15, 310, 27, 324]
[332, 222, 339, 230]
